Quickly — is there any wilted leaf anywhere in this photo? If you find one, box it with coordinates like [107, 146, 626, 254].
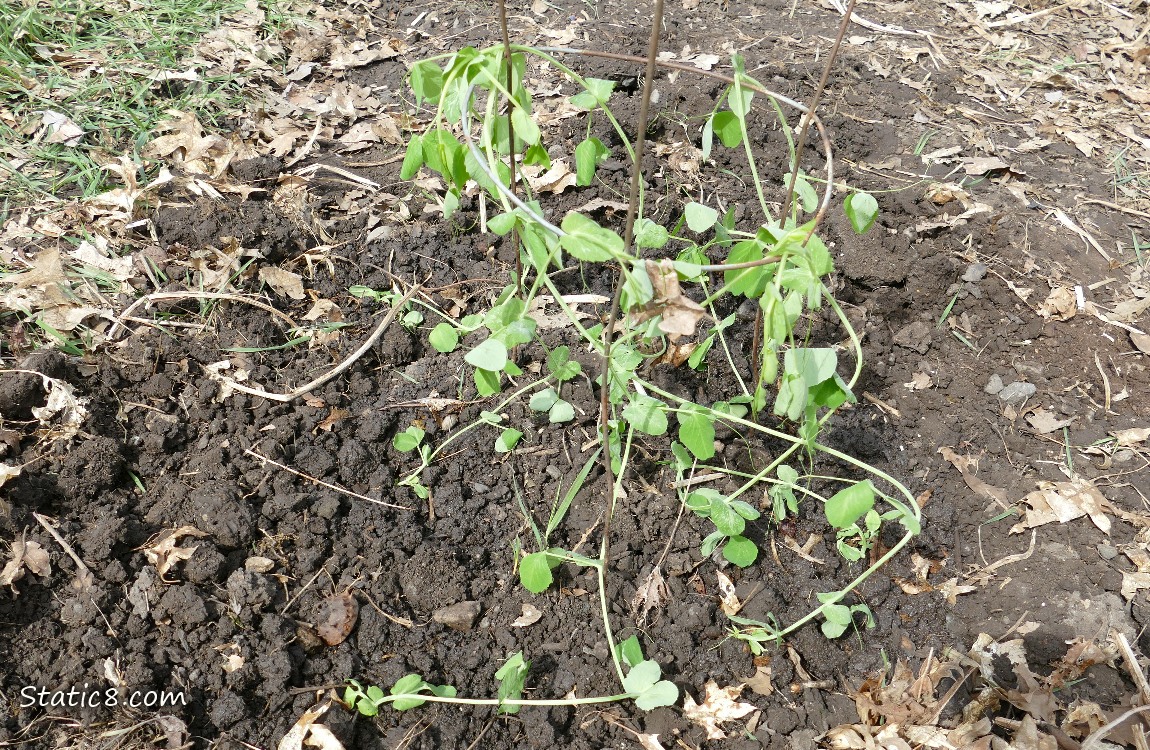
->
[743, 665, 774, 696]
[682, 681, 756, 740]
[314, 592, 359, 646]
[1010, 476, 1113, 534]
[524, 160, 577, 194]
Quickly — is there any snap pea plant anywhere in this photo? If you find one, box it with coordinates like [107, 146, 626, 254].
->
[346, 30, 920, 718]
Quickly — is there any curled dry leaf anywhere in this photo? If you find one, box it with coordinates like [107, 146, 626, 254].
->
[511, 602, 543, 627]
[141, 526, 209, 582]
[1038, 286, 1077, 321]
[0, 538, 52, 595]
[1010, 476, 1113, 534]
[682, 681, 757, 740]
[314, 592, 359, 646]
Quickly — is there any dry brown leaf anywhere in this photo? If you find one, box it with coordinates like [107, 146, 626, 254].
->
[1010, 476, 1113, 534]
[0, 538, 51, 595]
[141, 525, 209, 582]
[1132, 331, 1150, 354]
[39, 111, 84, 146]
[315, 408, 348, 433]
[715, 570, 740, 616]
[744, 665, 774, 696]
[904, 372, 932, 390]
[1038, 286, 1077, 320]
[633, 259, 706, 341]
[0, 463, 20, 489]
[938, 577, 977, 605]
[783, 533, 825, 564]
[259, 266, 306, 299]
[314, 592, 359, 646]
[1025, 407, 1075, 434]
[938, 447, 1010, 508]
[631, 565, 670, 625]
[511, 603, 543, 627]
[523, 160, 577, 194]
[682, 681, 756, 740]
[278, 699, 343, 750]
[1109, 427, 1148, 449]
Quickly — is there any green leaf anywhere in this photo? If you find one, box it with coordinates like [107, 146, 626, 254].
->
[844, 192, 879, 234]
[723, 535, 758, 567]
[495, 652, 529, 714]
[495, 428, 523, 453]
[392, 426, 424, 452]
[622, 395, 668, 436]
[409, 60, 444, 104]
[474, 367, 501, 397]
[709, 494, 745, 537]
[670, 442, 693, 470]
[400, 135, 425, 180]
[792, 173, 818, 213]
[524, 143, 551, 168]
[617, 635, 644, 668]
[520, 551, 554, 593]
[530, 387, 560, 412]
[622, 660, 661, 694]
[635, 217, 669, 249]
[547, 346, 581, 381]
[548, 400, 575, 423]
[635, 680, 679, 711]
[684, 202, 718, 233]
[511, 106, 540, 146]
[730, 500, 760, 520]
[825, 480, 876, 529]
[574, 136, 609, 186]
[560, 213, 623, 262]
[570, 77, 615, 108]
[820, 602, 853, 639]
[678, 407, 715, 461]
[723, 239, 770, 297]
[487, 211, 518, 236]
[428, 322, 459, 353]
[465, 338, 509, 371]
[712, 110, 743, 148]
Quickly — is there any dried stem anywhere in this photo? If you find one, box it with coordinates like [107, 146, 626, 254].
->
[495, 0, 522, 294]
[596, 0, 665, 576]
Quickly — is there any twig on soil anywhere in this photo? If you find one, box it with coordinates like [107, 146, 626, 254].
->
[109, 291, 301, 341]
[1115, 631, 1150, 706]
[243, 447, 411, 510]
[1078, 198, 1150, 221]
[32, 512, 94, 585]
[863, 392, 901, 419]
[1082, 705, 1150, 750]
[281, 565, 326, 616]
[211, 284, 421, 403]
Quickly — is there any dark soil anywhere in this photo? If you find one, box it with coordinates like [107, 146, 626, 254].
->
[2, 0, 1148, 748]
